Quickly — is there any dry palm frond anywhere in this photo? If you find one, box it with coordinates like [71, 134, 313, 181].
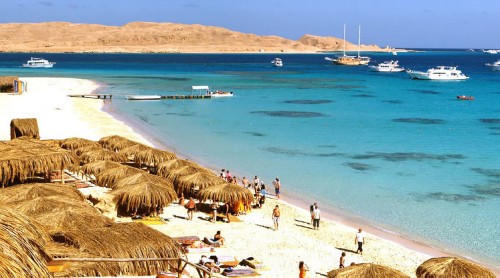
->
[5, 196, 92, 215]
[416, 257, 495, 278]
[10, 118, 40, 139]
[327, 263, 410, 278]
[175, 172, 223, 195]
[99, 135, 141, 151]
[60, 137, 100, 151]
[81, 160, 124, 176]
[0, 183, 85, 203]
[73, 144, 103, 156]
[165, 165, 209, 183]
[112, 173, 173, 190]
[156, 159, 196, 178]
[112, 182, 177, 212]
[33, 208, 113, 234]
[197, 183, 254, 204]
[79, 149, 128, 164]
[133, 148, 176, 166]
[94, 165, 145, 187]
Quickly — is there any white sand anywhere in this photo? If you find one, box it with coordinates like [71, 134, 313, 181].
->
[0, 77, 466, 277]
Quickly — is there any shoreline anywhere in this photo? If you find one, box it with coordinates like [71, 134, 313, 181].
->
[3, 77, 497, 276]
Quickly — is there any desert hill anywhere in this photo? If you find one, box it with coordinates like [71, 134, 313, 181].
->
[0, 22, 387, 53]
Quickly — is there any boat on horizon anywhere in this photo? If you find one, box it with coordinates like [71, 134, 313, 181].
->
[271, 58, 283, 67]
[482, 49, 498, 54]
[126, 95, 161, 100]
[325, 24, 370, 66]
[457, 95, 474, 100]
[485, 60, 500, 71]
[406, 66, 469, 80]
[22, 57, 55, 68]
[369, 60, 405, 72]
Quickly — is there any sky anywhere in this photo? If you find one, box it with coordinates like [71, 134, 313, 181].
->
[1, 0, 499, 49]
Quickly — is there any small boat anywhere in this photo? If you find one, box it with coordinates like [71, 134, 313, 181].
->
[22, 57, 55, 68]
[457, 95, 474, 100]
[207, 91, 233, 98]
[485, 60, 500, 71]
[482, 49, 498, 54]
[392, 51, 398, 56]
[406, 66, 469, 80]
[369, 60, 405, 72]
[126, 95, 161, 100]
[271, 58, 283, 67]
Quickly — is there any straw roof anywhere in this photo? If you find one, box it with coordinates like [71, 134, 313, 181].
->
[33, 208, 113, 234]
[0, 138, 79, 185]
[10, 118, 40, 139]
[0, 207, 51, 278]
[73, 144, 104, 156]
[52, 222, 182, 275]
[81, 160, 124, 176]
[79, 149, 129, 164]
[119, 143, 151, 156]
[99, 135, 140, 151]
[60, 137, 100, 151]
[0, 183, 85, 203]
[416, 257, 496, 278]
[6, 196, 93, 215]
[165, 165, 210, 182]
[197, 183, 254, 204]
[112, 172, 173, 190]
[133, 148, 176, 166]
[156, 158, 197, 177]
[327, 263, 410, 278]
[94, 165, 145, 187]
[175, 171, 224, 195]
[112, 180, 178, 212]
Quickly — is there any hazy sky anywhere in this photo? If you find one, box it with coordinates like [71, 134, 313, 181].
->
[1, 0, 499, 49]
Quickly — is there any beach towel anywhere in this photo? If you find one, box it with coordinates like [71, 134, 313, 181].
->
[173, 235, 201, 245]
[183, 246, 214, 253]
[132, 216, 166, 225]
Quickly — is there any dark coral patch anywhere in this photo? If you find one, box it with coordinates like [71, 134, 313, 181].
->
[351, 152, 465, 162]
[251, 111, 325, 118]
[283, 100, 332, 104]
[344, 162, 377, 171]
[393, 118, 445, 124]
[479, 119, 500, 124]
[245, 131, 266, 137]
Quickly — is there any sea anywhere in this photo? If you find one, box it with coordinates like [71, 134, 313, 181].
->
[1, 50, 499, 268]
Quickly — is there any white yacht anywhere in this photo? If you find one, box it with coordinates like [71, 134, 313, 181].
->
[485, 60, 500, 71]
[325, 25, 370, 66]
[369, 60, 405, 72]
[406, 66, 469, 80]
[482, 49, 498, 54]
[22, 57, 55, 68]
[271, 58, 283, 67]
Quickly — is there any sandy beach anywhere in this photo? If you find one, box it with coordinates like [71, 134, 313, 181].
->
[2, 77, 494, 277]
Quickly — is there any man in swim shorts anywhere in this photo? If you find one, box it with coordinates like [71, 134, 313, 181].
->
[272, 205, 280, 230]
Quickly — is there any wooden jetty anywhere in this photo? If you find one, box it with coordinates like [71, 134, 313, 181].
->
[68, 94, 213, 100]
[68, 94, 113, 99]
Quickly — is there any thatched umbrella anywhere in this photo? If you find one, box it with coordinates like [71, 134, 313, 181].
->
[175, 171, 224, 195]
[165, 165, 210, 183]
[0, 183, 85, 203]
[52, 222, 182, 276]
[133, 148, 176, 167]
[327, 263, 410, 278]
[79, 149, 128, 164]
[99, 135, 140, 151]
[0, 207, 51, 278]
[10, 118, 40, 139]
[73, 144, 104, 156]
[5, 196, 93, 215]
[112, 181, 178, 212]
[60, 137, 100, 151]
[119, 143, 151, 156]
[81, 160, 124, 176]
[197, 183, 254, 204]
[94, 165, 145, 187]
[33, 208, 113, 234]
[416, 257, 496, 278]
[156, 159, 197, 177]
[112, 173, 173, 190]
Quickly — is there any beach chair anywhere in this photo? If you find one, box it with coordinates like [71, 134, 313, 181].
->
[222, 267, 260, 277]
[173, 235, 201, 246]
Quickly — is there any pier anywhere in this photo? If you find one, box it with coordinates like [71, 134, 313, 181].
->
[68, 94, 113, 99]
[67, 94, 214, 100]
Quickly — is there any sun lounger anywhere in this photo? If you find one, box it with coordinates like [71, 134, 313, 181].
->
[156, 271, 177, 278]
[240, 258, 266, 269]
[203, 237, 222, 247]
[222, 268, 260, 277]
[173, 235, 201, 245]
[216, 255, 239, 267]
[184, 246, 215, 253]
[132, 216, 166, 225]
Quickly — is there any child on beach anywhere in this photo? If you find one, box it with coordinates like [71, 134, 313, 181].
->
[339, 252, 346, 268]
[273, 177, 281, 199]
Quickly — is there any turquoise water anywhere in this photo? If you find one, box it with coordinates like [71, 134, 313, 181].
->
[1, 52, 499, 267]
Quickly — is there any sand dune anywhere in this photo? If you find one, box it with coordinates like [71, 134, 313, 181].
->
[0, 22, 386, 53]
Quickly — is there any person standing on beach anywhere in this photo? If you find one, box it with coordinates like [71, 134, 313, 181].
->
[185, 197, 196, 221]
[299, 261, 309, 278]
[339, 252, 346, 268]
[253, 176, 260, 191]
[309, 202, 316, 225]
[272, 205, 280, 230]
[312, 205, 321, 230]
[242, 176, 249, 188]
[226, 170, 232, 182]
[355, 228, 365, 255]
[220, 169, 226, 180]
[273, 177, 281, 199]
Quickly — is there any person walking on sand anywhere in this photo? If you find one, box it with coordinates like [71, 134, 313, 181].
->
[185, 197, 196, 221]
[339, 252, 346, 268]
[273, 177, 281, 199]
[355, 228, 365, 255]
[299, 261, 309, 278]
[242, 176, 249, 188]
[312, 205, 321, 230]
[253, 176, 260, 191]
[309, 202, 316, 225]
[272, 205, 280, 231]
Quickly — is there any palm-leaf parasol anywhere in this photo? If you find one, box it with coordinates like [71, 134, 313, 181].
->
[81, 160, 124, 176]
[73, 144, 104, 156]
[112, 172, 173, 190]
[79, 149, 128, 164]
[5, 196, 93, 215]
[10, 118, 40, 139]
[133, 148, 176, 166]
[197, 183, 254, 204]
[327, 263, 410, 278]
[99, 135, 141, 151]
[165, 165, 210, 183]
[60, 137, 100, 151]
[94, 165, 145, 187]
[175, 171, 224, 195]
[156, 159, 197, 178]
[33, 208, 113, 234]
[112, 181, 178, 212]
[0, 183, 85, 203]
[416, 257, 496, 278]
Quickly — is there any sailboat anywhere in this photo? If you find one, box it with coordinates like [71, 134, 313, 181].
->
[325, 24, 370, 66]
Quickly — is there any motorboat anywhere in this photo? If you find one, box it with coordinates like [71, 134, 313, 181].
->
[126, 95, 161, 100]
[22, 57, 55, 68]
[406, 66, 469, 80]
[271, 58, 283, 67]
[207, 91, 234, 98]
[457, 95, 474, 100]
[482, 49, 498, 54]
[485, 60, 500, 71]
[369, 60, 405, 72]
[325, 24, 370, 66]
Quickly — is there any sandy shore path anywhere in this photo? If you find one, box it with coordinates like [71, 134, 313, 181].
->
[0, 77, 467, 277]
